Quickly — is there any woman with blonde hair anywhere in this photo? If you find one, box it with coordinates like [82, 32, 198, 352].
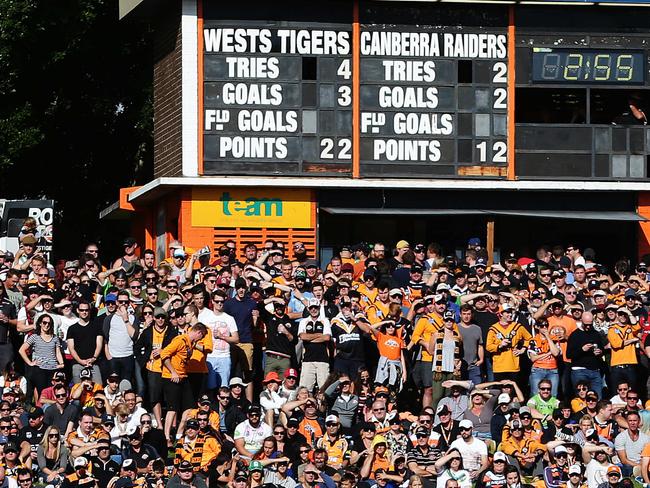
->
[36, 425, 70, 485]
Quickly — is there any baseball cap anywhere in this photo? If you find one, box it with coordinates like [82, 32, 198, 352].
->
[122, 237, 137, 248]
[198, 394, 211, 405]
[493, 451, 508, 462]
[284, 368, 299, 379]
[105, 293, 118, 303]
[341, 263, 354, 273]
[173, 248, 186, 258]
[234, 471, 248, 481]
[101, 414, 115, 425]
[436, 404, 451, 416]
[389, 288, 403, 297]
[287, 417, 300, 427]
[442, 310, 455, 321]
[185, 419, 199, 430]
[305, 259, 318, 269]
[459, 419, 474, 429]
[607, 466, 622, 476]
[498, 393, 511, 405]
[177, 460, 193, 471]
[475, 258, 487, 268]
[216, 276, 229, 285]
[307, 298, 320, 308]
[569, 465, 582, 475]
[247, 404, 262, 414]
[555, 446, 568, 455]
[325, 414, 340, 424]
[592, 290, 607, 297]
[249, 460, 264, 472]
[28, 406, 44, 419]
[436, 283, 451, 292]
[396, 240, 410, 250]
[468, 237, 481, 246]
[519, 406, 532, 416]
[122, 458, 137, 471]
[80, 368, 92, 380]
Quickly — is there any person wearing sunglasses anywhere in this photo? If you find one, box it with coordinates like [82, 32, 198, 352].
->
[36, 425, 69, 485]
[19, 313, 64, 396]
[104, 290, 138, 386]
[66, 299, 102, 384]
[134, 306, 177, 432]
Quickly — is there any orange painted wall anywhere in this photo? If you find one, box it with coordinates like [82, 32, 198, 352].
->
[638, 193, 650, 259]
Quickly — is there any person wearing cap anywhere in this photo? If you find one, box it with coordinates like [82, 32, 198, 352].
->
[357, 268, 379, 309]
[298, 298, 332, 391]
[428, 309, 463, 406]
[542, 444, 571, 488]
[90, 437, 121, 487]
[490, 393, 513, 445]
[315, 414, 349, 470]
[432, 404, 460, 452]
[166, 460, 208, 488]
[566, 312, 605, 398]
[61, 456, 98, 488]
[278, 367, 299, 402]
[486, 304, 532, 382]
[134, 305, 178, 432]
[112, 237, 139, 273]
[450, 420, 489, 480]
[104, 289, 139, 387]
[224, 277, 258, 402]
[69, 368, 104, 410]
[233, 404, 272, 458]
[476, 450, 508, 488]
[120, 427, 160, 475]
[498, 419, 545, 476]
[408, 294, 445, 408]
[173, 417, 221, 477]
[261, 295, 296, 380]
[159, 322, 209, 444]
[260, 372, 287, 425]
[407, 424, 441, 484]
[607, 307, 640, 392]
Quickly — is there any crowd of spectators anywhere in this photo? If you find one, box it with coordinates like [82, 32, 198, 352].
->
[0, 226, 650, 488]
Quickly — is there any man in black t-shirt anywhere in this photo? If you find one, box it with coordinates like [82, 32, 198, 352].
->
[18, 407, 46, 466]
[66, 300, 103, 383]
[262, 297, 296, 379]
[298, 299, 332, 392]
[91, 439, 120, 488]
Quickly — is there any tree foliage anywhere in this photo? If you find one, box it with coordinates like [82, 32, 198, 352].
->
[0, 0, 153, 255]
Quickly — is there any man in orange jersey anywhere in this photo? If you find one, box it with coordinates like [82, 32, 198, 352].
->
[486, 304, 532, 382]
[160, 322, 208, 447]
[607, 307, 641, 391]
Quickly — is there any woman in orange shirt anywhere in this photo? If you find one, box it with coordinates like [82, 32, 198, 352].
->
[369, 319, 407, 393]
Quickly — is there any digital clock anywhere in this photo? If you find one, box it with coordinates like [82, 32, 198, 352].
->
[531, 48, 645, 84]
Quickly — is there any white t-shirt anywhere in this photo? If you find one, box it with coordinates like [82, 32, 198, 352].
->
[107, 313, 136, 358]
[585, 459, 611, 488]
[234, 420, 272, 455]
[449, 437, 488, 472]
[198, 308, 218, 329]
[208, 312, 238, 359]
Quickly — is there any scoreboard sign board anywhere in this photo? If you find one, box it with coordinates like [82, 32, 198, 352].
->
[201, 3, 510, 178]
[203, 23, 354, 175]
[358, 27, 508, 176]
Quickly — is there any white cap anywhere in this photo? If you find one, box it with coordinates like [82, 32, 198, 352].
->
[491, 264, 506, 272]
[307, 298, 320, 308]
[569, 465, 582, 475]
[173, 248, 186, 258]
[389, 288, 403, 296]
[459, 419, 474, 429]
[498, 393, 511, 405]
[325, 414, 339, 424]
[555, 446, 568, 455]
[493, 451, 508, 462]
[592, 290, 607, 297]
[74, 456, 89, 468]
[436, 283, 451, 291]
[433, 294, 445, 303]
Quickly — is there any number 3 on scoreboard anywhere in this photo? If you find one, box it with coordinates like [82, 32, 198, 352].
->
[476, 141, 507, 163]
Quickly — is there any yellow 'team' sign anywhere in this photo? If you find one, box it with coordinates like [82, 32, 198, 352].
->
[191, 188, 314, 228]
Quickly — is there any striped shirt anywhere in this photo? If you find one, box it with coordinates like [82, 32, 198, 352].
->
[26, 334, 62, 370]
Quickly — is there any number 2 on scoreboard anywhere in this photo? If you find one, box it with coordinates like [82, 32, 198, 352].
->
[476, 141, 507, 163]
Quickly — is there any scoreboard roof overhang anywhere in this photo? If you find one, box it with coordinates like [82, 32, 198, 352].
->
[120, 176, 650, 205]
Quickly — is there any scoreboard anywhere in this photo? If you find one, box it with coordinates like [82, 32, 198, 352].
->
[201, 2, 650, 180]
[202, 2, 511, 178]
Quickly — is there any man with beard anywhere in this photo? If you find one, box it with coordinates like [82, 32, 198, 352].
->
[292, 241, 309, 266]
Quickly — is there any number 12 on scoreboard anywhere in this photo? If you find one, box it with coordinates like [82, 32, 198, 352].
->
[476, 141, 507, 163]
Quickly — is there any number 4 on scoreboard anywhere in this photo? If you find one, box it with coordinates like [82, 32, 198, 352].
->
[476, 141, 507, 164]
[337, 59, 351, 79]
